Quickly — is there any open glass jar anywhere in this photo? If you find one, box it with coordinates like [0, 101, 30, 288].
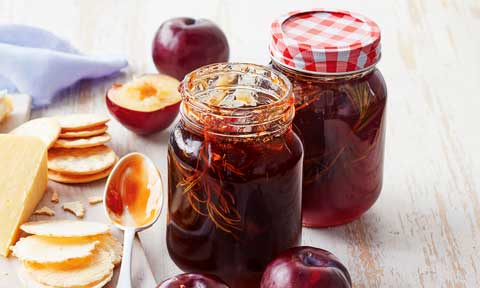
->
[269, 10, 387, 227]
[167, 63, 303, 287]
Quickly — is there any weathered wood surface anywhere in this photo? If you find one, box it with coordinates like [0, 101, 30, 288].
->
[1, 0, 479, 287]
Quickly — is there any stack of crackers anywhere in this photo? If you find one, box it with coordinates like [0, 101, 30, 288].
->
[11, 113, 119, 184]
[11, 220, 122, 288]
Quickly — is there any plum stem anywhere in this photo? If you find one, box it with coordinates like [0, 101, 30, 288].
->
[184, 18, 196, 25]
[301, 251, 327, 267]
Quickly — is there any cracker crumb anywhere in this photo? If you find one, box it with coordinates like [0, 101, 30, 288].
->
[62, 201, 85, 218]
[88, 195, 103, 205]
[33, 206, 55, 216]
[51, 189, 59, 203]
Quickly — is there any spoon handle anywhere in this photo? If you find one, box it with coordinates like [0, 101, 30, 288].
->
[117, 227, 136, 288]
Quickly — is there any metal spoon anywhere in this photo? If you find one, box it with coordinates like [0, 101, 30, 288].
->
[104, 152, 163, 288]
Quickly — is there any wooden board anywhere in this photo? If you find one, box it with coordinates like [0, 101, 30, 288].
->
[0, 93, 31, 133]
[0, 0, 479, 287]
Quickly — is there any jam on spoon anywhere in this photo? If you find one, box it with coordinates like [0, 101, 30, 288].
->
[104, 153, 163, 288]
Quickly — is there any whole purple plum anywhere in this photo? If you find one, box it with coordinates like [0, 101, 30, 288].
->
[157, 273, 230, 288]
[260, 246, 351, 288]
[152, 17, 229, 80]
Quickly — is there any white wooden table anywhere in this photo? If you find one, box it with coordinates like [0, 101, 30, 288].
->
[1, 0, 479, 287]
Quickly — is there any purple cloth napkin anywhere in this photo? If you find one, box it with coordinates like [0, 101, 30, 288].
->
[0, 25, 128, 108]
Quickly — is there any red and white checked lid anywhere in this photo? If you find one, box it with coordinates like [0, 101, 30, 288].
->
[269, 9, 381, 74]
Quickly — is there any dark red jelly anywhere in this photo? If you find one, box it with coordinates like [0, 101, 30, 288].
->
[273, 63, 387, 227]
[167, 63, 303, 287]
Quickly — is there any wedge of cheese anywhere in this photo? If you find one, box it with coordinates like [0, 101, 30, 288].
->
[0, 92, 13, 124]
[0, 134, 48, 256]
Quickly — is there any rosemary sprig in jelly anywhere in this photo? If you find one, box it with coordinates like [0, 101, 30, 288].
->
[174, 136, 243, 236]
[296, 81, 385, 184]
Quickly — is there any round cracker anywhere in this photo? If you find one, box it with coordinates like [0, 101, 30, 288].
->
[20, 220, 110, 238]
[59, 125, 108, 139]
[11, 235, 99, 264]
[89, 271, 114, 288]
[25, 248, 114, 287]
[53, 133, 111, 149]
[56, 114, 110, 131]
[10, 117, 60, 149]
[48, 145, 117, 175]
[94, 234, 123, 266]
[48, 164, 114, 184]
[18, 267, 113, 288]
[18, 266, 51, 288]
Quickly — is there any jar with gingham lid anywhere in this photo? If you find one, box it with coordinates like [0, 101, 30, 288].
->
[269, 9, 387, 227]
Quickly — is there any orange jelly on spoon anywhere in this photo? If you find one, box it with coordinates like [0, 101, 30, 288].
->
[104, 153, 163, 288]
[105, 153, 161, 227]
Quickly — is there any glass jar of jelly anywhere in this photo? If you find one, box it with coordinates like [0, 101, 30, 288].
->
[269, 10, 387, 227]
[167, 63, 303, 287]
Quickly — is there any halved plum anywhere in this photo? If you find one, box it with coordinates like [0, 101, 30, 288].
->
[106, 74, 181, 135]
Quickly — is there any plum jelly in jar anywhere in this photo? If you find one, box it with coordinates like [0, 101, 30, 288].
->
[269, 10, 387, 227]
[167, 63, 303, 287]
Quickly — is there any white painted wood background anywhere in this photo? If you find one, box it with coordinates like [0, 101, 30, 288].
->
[1, 0, 479, 287]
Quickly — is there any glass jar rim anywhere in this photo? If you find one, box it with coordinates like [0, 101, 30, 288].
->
[179, 62, 295, 138]
[180, 62, 293, 111]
